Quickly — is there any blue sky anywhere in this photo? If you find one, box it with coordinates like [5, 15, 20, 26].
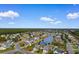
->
[0, 4, 79, 28]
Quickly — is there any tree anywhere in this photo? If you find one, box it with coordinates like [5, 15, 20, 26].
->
[0, 37, 6, 42]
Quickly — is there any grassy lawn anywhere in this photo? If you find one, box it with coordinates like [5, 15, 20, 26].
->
[36, 49, 43, 54]
[47, 50, 53, 54]
[19, 41, 26, 47]
[74, 49, 79, 54]
[72, 45, 78, 49]
[0, 47, 15, 53]
[34, 39, 43, 44]
[23, 44, 35, 51]
[74, 31, 79, 36]
[72, 44, 79, 54]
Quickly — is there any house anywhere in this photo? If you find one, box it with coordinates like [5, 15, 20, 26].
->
[55, 35, 62, 42]
[0, 40, 14, 49]
[53, 46, 64, 54]
[42, 46, 49, 54]
[43, 49, 48, 54]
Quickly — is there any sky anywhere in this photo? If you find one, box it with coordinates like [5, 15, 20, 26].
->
[0, 4, 79, 28]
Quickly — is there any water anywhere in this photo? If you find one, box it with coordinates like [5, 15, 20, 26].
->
[39, 34, 53, 45]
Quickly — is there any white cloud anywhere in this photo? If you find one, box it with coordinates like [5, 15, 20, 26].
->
[40, 16, 62, 25]
[8, 22, 15, 24]
[49, 21, 54, 24]
[67, 12, 79, 19]
[0, 10, 19, 19]
[40, 17, 54, 22]
[54, 21, 62, 24]
[49, 20, 62, 24]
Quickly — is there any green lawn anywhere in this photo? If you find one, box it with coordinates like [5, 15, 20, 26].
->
[35, 49, 43, 54]
[0, 47, 15, 53]
[23, 44, 35, 51]
[19, 41, 26, 47]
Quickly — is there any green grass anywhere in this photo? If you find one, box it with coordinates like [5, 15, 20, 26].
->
[74, 49, 79, 54]
[72, 45, 78, 49]
[70, 30, 79, 36]
[73, 31, 79, 36]
[48, 50, 53, 54]
[23, 44, 35, 51]
[19, 42, 26, 47]
[35, 49, 43, 54]
[0, 47, 15, 53]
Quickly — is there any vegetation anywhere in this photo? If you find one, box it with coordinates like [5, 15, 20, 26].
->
[73, 31, 79, 36]
[23, 44, 35, 51]
[52, 41, 66, 51]
[0, 46, 15, 53]
[0, 29, 54, 34]
[48, 50, 53, 54]
[74, 49, 79, 54]
[0, 29, 28, 34]
[0, 37, 6, 43]
[35, 49, 43, 54]
[19, 41, 26, 47]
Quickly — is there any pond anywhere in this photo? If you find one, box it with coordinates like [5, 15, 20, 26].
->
[39, 34, 53, 45]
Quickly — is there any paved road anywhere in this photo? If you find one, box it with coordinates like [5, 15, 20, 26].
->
[66, 41, 74, 54]
[64, 32, 74, 54]
[4, 42, 33, 54]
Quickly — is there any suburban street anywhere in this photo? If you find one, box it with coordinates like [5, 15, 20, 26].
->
[66, 41, 74, 54]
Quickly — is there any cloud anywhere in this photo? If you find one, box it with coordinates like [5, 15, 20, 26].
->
[67, 12, 79, 19]
[49, 20, 62, 24]
[0, 10, 19, 19]
[8, 22, 15, 24]
[40, 17, 54, 22]
[54, 21, 62, 24]
[40, 16, 62, 25]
